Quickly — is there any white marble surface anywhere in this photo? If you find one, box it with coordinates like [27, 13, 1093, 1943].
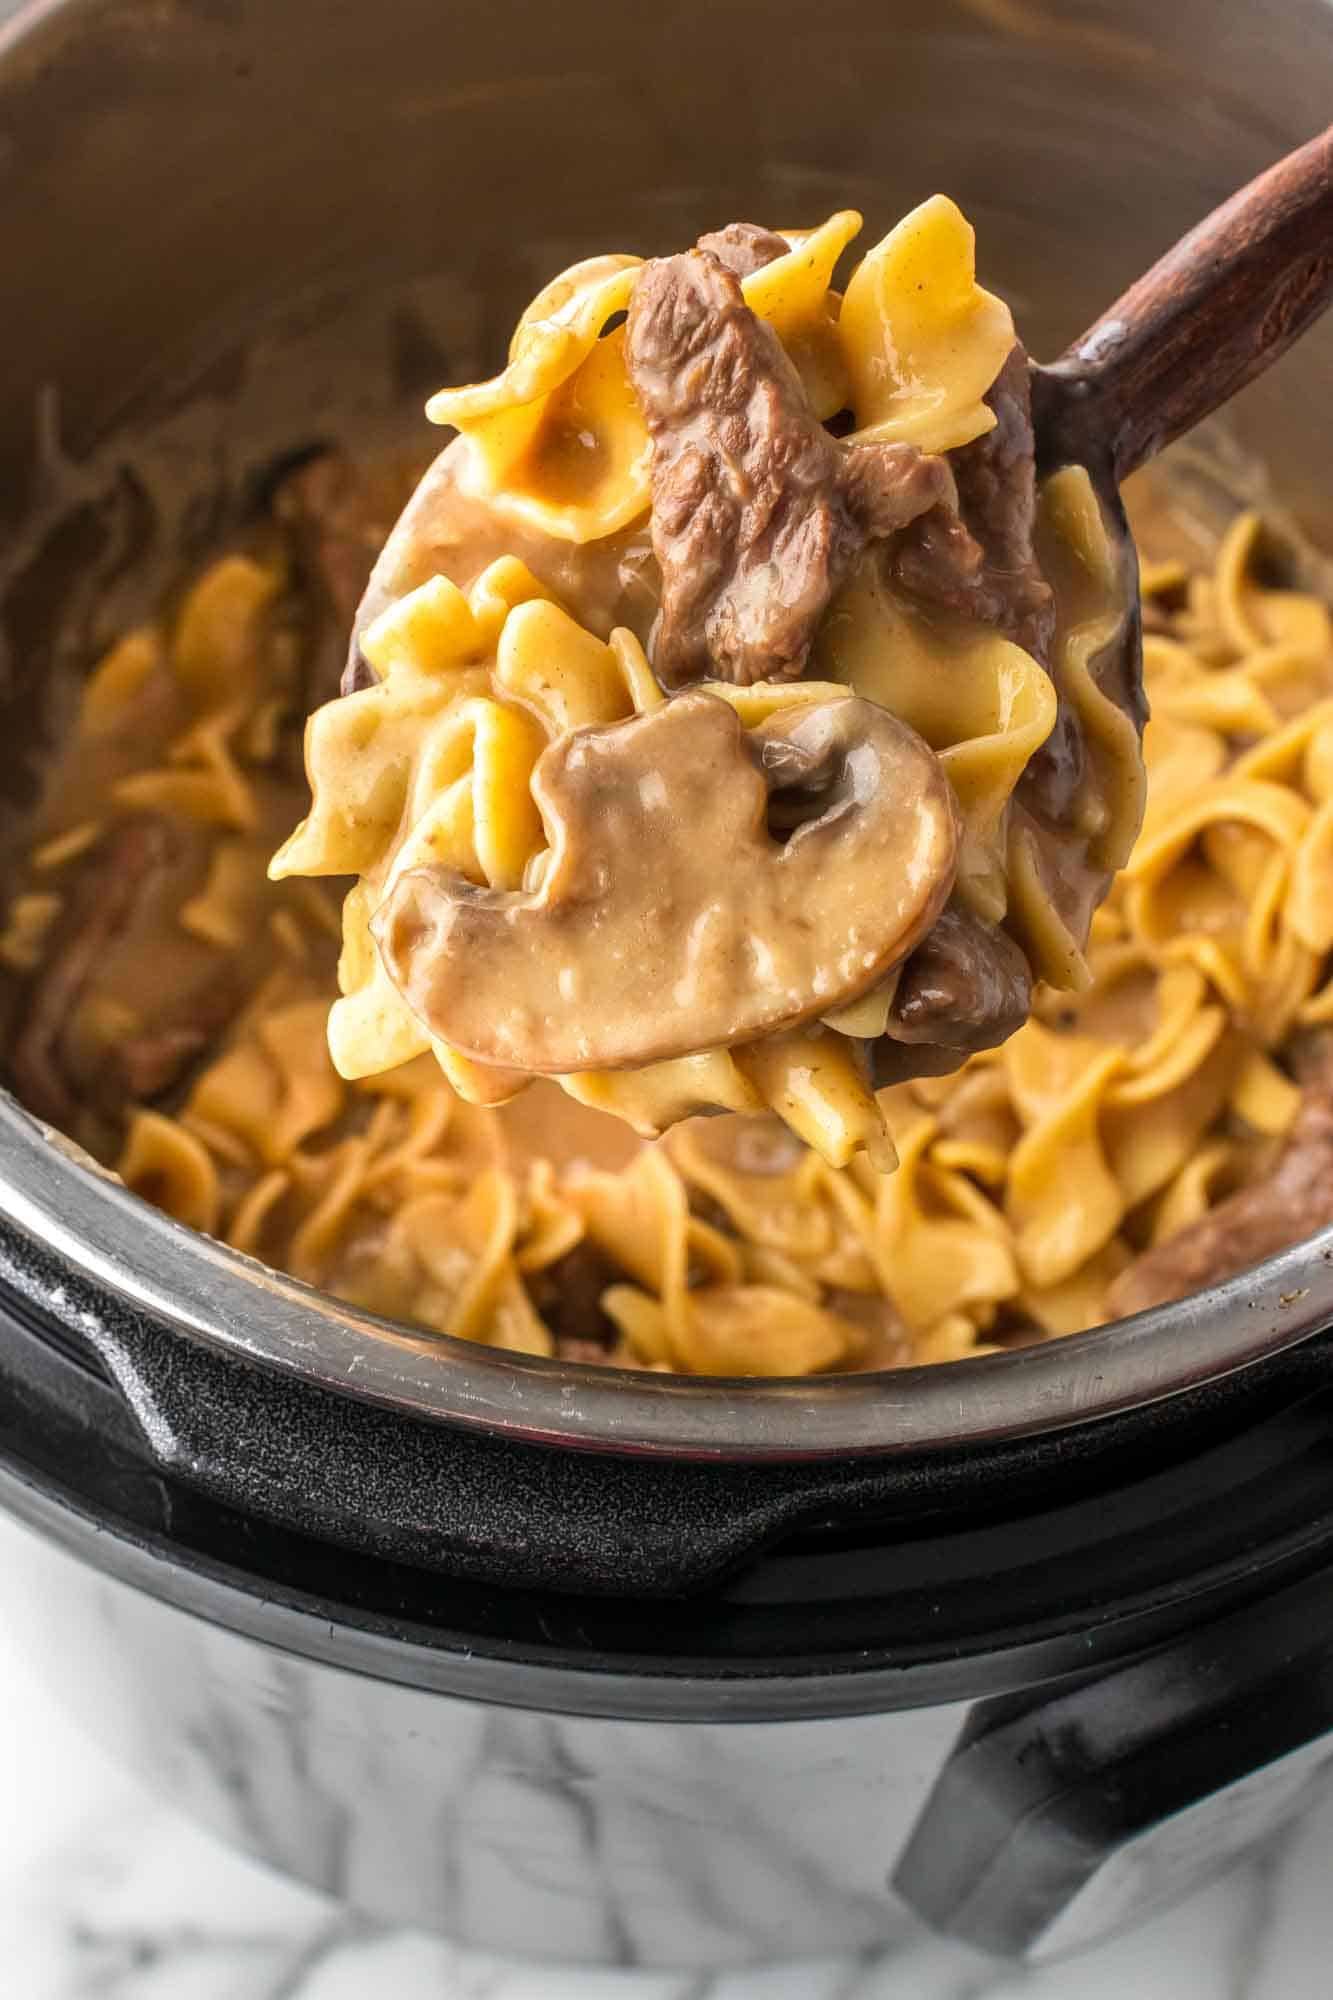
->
[1, 1626, 1329, 2000]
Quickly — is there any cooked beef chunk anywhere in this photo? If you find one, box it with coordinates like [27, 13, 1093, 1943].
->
[1284, 1029, 1333, 1086]
[625, 249, 954, 687]
[841, 444, 960, 540]
[112, 977, 249, 1106]
[694, 222, 790, 278]
[272, 452, 380, 706]
[10, 818, 175, 1127]
[886, 903, 1032, 1049]
[890, 344, 1120, 838]
[823, 1286, 911, 1366]
[888, 345, 1055, 664]
[871, 903, 1032, 1087]
[1107, 1082, 1333, 1317]
[9, 819, 251, 1134]
[526, 1239, 623, 1359]
[113, 1021, 212, 1103]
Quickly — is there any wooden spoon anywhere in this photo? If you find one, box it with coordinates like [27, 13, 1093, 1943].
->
[1017, 119, 1333, 822]
[1031, 124, 1333, 502]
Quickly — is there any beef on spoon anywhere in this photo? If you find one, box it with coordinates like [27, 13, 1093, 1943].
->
[335, 130, 1333, 1096]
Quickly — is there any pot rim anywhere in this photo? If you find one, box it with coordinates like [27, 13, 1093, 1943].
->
[3, 1090, 1331, 1460]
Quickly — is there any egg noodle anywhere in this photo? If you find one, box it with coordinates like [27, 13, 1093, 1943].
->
[272, 201, 1140, 1171]
[4, 495, 1328, 1374]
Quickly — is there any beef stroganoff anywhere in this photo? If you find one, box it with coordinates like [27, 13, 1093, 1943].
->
[276, 201, 1143, 1169]
[5, 202, 1333, 1377]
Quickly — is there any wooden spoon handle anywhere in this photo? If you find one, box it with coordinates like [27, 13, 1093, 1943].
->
[1033, 124, 1333, 485]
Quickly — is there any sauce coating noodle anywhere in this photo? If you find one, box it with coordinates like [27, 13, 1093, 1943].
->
[276, 205, 1140, 1167]
[3, 490, 1329, 1374]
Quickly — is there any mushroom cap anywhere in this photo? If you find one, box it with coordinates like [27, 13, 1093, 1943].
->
[373, 690, 959, 1075]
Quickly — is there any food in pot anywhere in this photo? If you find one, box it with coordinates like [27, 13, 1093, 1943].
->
[274, 202, 1143, 1168]
[5, 223, 1333, 1377]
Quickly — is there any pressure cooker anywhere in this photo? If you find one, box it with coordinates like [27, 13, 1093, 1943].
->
[4, 0, 1333, 1968]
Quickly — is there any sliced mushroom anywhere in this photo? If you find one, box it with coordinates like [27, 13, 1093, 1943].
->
[374, 691, 958, 1075]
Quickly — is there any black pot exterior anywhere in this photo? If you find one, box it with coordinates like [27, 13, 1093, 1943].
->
[8, 1269, 1333, 1962]
[8, 1201, 1333, 1608]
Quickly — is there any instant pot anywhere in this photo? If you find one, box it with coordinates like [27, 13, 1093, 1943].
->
[4, 0, 1333, 1969]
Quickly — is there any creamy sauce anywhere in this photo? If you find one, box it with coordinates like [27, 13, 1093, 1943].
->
[4, 471, 1326, 1378]
[380, 691, 960, 1073]
[497, 1078, 640, 1172]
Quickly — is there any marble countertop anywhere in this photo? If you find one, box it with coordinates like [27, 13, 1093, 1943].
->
[2, 1626, 1327, 2000]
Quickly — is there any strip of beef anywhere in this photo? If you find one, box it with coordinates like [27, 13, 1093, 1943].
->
[872, 902, 1032, 1086]
[272, 451, 381, 705]
[525, 1239, 623, 1361]
[886, 903, 1032, 1048]
[113, 978, 250, 1105]
[1107, 1081, 1333, 1318]
[9, 818, 249, 1135]
[10, 818, 176, 1128]
[888, 345, 1055, 664]
[823, 1286, 912, 1369]
[625, 248, 956, 687]
[891, 346, 1093, 832]
[695, 222, 789, 279]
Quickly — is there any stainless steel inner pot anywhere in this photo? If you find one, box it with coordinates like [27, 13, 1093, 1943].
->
[3, 0, 1333, 1460]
